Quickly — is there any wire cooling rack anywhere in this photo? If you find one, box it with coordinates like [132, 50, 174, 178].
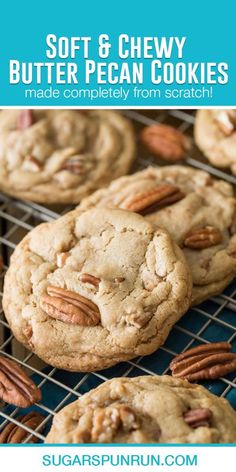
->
[0, 109, 236, 443]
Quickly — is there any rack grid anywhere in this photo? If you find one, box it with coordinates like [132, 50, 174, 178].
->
[0, 109, 235, 443]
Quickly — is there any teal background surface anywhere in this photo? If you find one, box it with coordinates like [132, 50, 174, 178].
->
[0, 0, 235, 106]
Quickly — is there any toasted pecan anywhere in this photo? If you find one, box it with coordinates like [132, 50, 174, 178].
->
[170, 342, 236, 381]
[0, 412, 45, 443]
[61, 158, 84, 175]
[0, 356, 41, 407]
[79, 273, 101, 287]
[56, 251, 70, 268]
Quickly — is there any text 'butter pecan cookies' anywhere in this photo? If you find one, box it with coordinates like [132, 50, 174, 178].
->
[0, 109, 135, 204]
[195, 109, 236, 175]
[45, 375, 236, 443]
[3, 208, 191, 372]
[77, 165, 236, 305]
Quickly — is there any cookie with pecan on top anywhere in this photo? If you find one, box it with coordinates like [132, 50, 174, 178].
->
[45, 375, 236, 443]
[0, 109, 135, 204]
[3, 208, 191, 371]
[77, 165, 236, 304]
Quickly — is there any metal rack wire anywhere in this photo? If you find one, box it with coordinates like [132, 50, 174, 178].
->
[0, 109, 236, 443]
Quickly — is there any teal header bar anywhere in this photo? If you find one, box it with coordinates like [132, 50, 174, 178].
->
[0, 0, 235, 106]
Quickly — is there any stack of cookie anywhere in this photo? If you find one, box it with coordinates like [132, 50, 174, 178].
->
[0, 109, 236, 444]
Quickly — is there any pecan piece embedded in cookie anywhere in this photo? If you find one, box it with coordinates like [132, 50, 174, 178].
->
[0, 412, 45, 444]
[0, 110, 135, 204]
[40, 285, 100, 326]
[0, 356, 41, 407]
[79, 273, 101, 288]
[140, 124, 190, 161]
[45, 376, 236, 444]
[184, 408, 212, 429]
[170, 342, 236, 381]
[120, 184, 185, 215]
[3, 207, 192, 372]
[184, 226, 222, 249]
[56, 252, 70, 268]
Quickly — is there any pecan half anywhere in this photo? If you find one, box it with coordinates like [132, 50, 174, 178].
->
[184, 226, 222, 249]
[79, 273, 101, 287]
[120, 184, 185, 216]
[184, 408, 212, 428]
[18, 110, 34, 130]
[214, 110, 236, 136]
[140, 124, 191, 161]
[62, 158, 84, 175]
[0, 412, 45, 444]
[0, 356, 41, 407]
[40, 285, 100, 326]
[170, 342, 236, 381]
[91, 404, 138, 442]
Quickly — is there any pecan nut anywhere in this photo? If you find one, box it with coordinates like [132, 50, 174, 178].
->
[79, 273, 101, 288]
[56, 252, 70, 268]
[0, 356, 41, 408]
[113, 277, 125, 283]
[22, 155, 43, 172]
[40, 285, 100, 326]
[184, 226, 222, 249]
[214, 110, 236, 136]
[140, 124, 191, 162]
[61, 158, 84, 175]
[91, 404, 138, 442]
[120, 184, 185, 216]
[18, 110, 34, 130]
[170, 342, 236, 381]
[184, 408, 212, 428]
[0, 412, 45, 444]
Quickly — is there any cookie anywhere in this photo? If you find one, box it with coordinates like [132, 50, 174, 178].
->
[0, 109, 135, 204]
[195, 109, 236, 174]
[3, 208, 191, 372]
[77, 165, 236, 305]
[45, 375, 236, 443]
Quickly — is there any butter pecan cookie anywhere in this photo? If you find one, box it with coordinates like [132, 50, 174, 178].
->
[45, 375, 236, 443]
[0, 109, 135, 203]
[195, 109, 236, 174]
[77, 165, 236, 305]
[3, 208, 191, 371]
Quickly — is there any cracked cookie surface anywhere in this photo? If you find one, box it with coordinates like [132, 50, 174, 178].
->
[3, 208, 191, 372]
[0, 109, 135, 203]
[77, 165, 236, 305]
[45, 375, 236, 443]
[195, 109, 236, 175]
